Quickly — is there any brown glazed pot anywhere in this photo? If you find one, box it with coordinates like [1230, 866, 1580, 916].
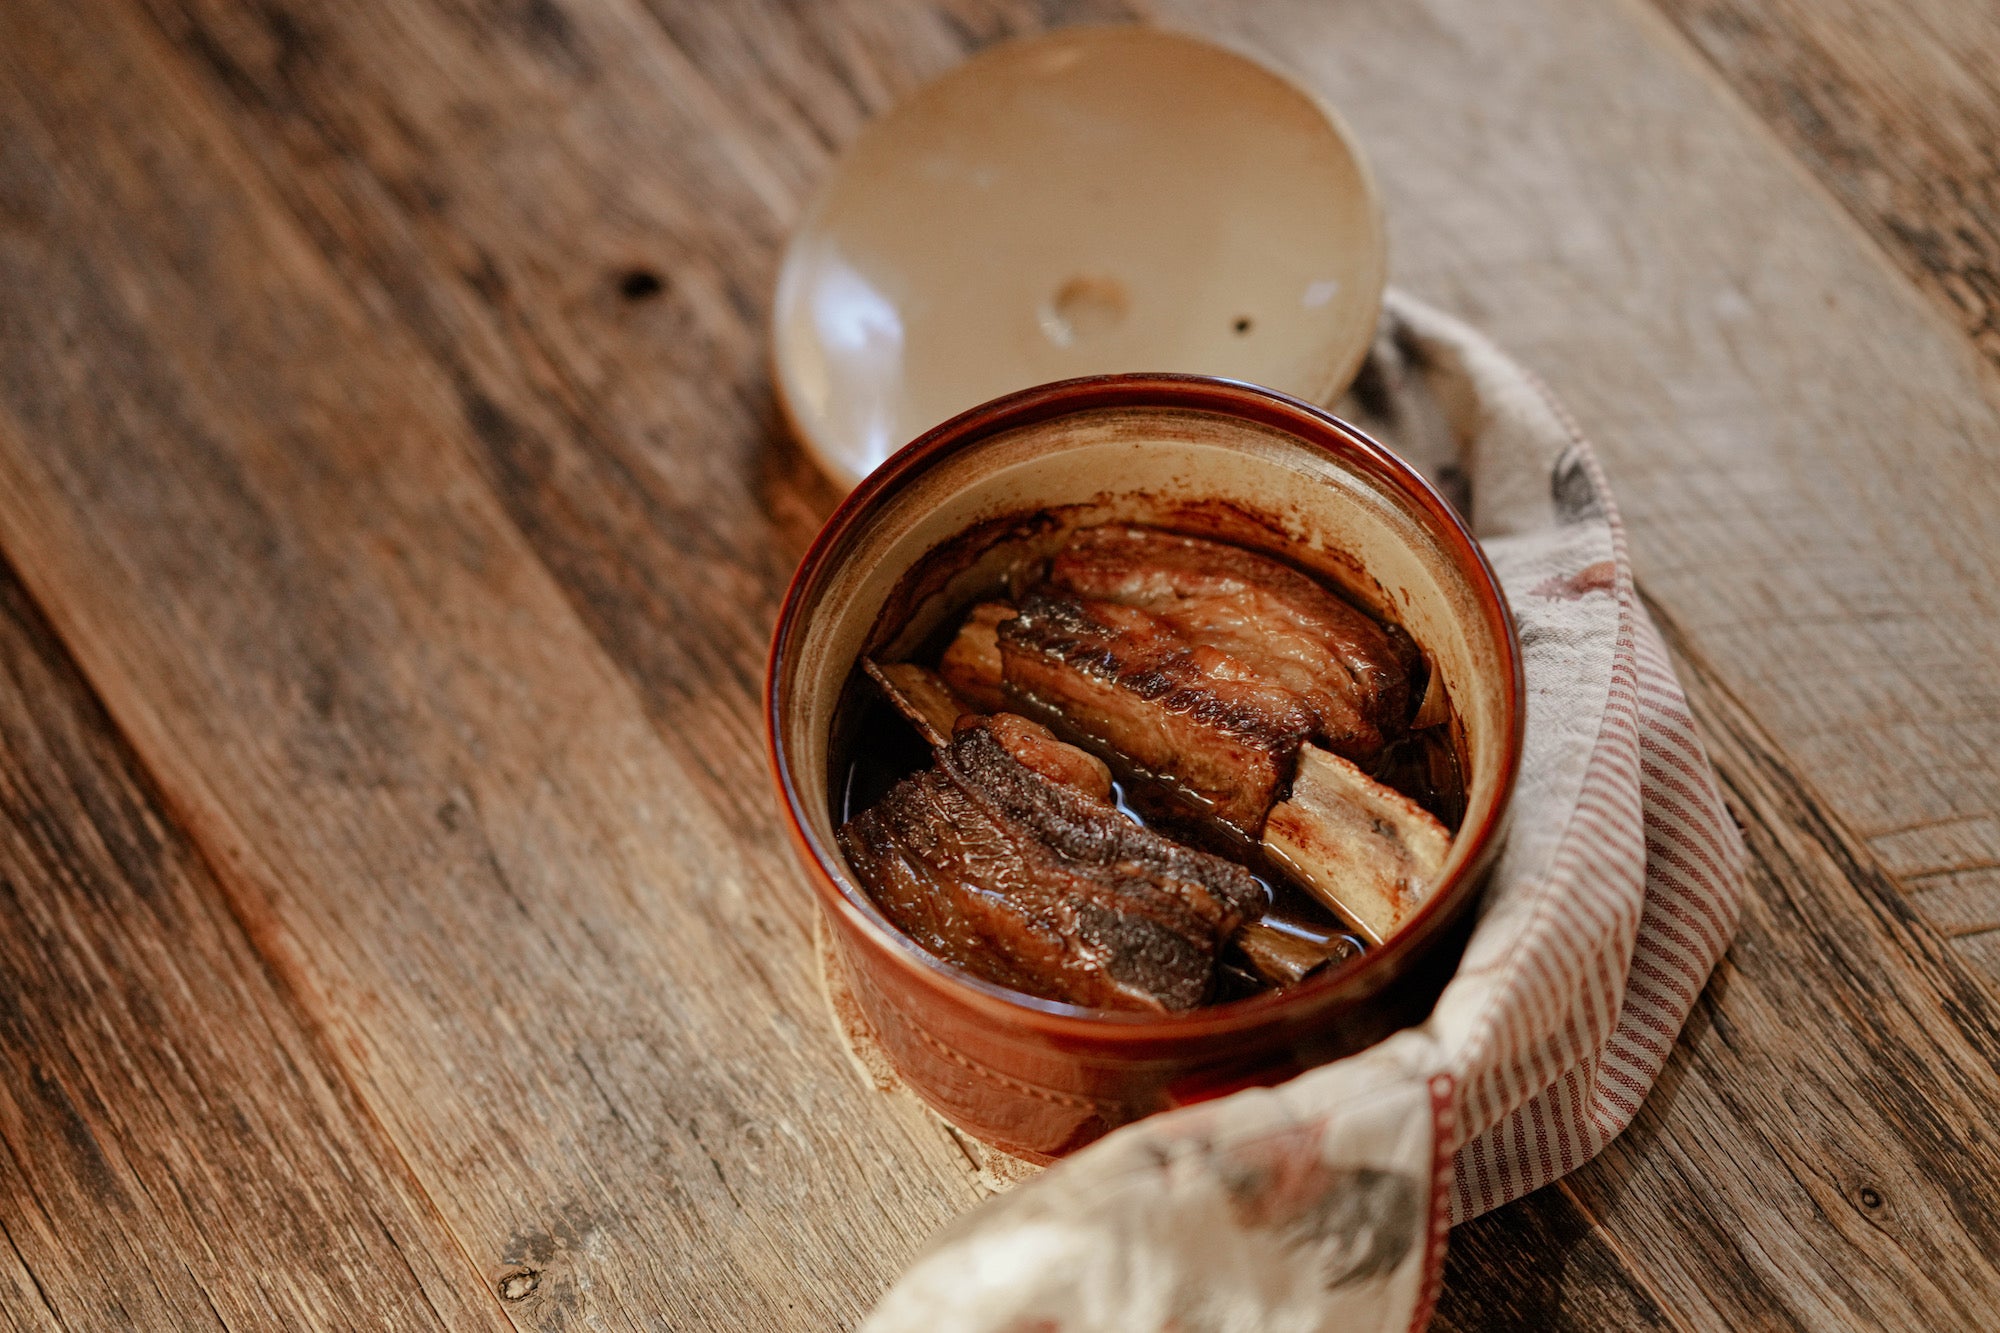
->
[767, 374, 1524, 1161]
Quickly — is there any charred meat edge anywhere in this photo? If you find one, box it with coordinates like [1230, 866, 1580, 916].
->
[995, 592, 1314, 843]
[838, 719, 1264, 1011]
[1047, 524, 1417, 754]
[865, 658, 1112, 800]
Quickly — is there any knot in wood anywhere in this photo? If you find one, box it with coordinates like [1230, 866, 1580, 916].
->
[497, 1268, 540, 1301]
[616, 267, 664, 301]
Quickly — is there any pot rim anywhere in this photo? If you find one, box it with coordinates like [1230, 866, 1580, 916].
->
[766, 372, 1525, 1043]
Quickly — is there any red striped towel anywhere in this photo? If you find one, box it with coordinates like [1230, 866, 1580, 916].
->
[865, 293, 1746, 1333]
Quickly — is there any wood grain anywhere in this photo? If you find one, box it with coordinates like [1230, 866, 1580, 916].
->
[0, 564, 501, 1330]
[1, 0, 1998, 1325]
[1640, 0, 2000, 945]
[0, 3, 982, 1328]
[1435, 1184, 1675, 1331]
[1650, 0, 2000, 379]
[112, 0, 1137, 827]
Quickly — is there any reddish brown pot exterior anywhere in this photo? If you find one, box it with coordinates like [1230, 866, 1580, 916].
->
[767, 374, 1524, 1161]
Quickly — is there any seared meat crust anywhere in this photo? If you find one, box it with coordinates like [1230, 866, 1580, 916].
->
[837, 718, 1263, 1011]
[997, 593, 1314, 841]
[1048, 525, 1414, 756]
[963, 710, 1113, 803]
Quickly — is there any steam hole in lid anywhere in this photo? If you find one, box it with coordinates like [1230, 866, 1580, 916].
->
[1234, 316, 1253, 334]
[1040, 275, 1128, 348]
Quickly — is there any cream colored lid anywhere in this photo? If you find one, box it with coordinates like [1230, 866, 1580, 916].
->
[773, 26, 1387, 490]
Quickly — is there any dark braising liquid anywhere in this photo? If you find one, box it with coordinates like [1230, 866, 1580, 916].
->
[840, 694, 936, 829]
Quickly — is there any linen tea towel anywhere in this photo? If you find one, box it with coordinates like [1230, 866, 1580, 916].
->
[863, 291, 1748, 1333]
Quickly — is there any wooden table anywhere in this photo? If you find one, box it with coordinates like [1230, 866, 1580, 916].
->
[3, 0, 1997, 1327]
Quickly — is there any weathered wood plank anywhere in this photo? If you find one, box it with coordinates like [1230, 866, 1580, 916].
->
[0, 1219, 63, 1333]
[1435, 1183, 1678, 1332]
[0, 4, 980, 1329]
[114, 0, 1135, 843]
[0, 564, 501, 1330]
[1640, 0, 2000, 950]
[112, 0, 2000, 1322]
[1649, 0, 2000, 380]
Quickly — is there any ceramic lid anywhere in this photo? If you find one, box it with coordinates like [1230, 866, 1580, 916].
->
[772, 26, 1387, 489]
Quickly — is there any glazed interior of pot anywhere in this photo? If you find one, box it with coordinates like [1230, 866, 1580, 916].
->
[776, 401, 1515, 1010]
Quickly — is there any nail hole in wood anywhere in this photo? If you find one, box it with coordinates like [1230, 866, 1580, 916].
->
[617, 268, 664, 301]
[1858, 1186, 1884, 1210]
[497, 1268, 540, 1301]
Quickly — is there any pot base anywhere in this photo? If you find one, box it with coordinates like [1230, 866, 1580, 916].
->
[813, 912, 1045, 1190]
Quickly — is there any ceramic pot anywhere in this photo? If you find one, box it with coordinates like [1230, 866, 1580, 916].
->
[766, 374, 1523, 1160]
